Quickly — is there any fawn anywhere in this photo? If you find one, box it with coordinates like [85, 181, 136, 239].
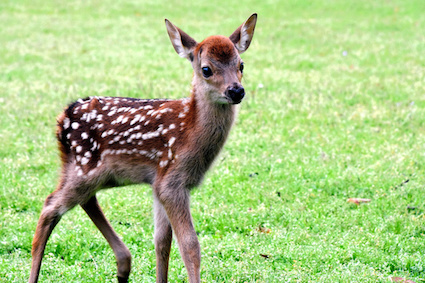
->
[29, 13, 257, 283]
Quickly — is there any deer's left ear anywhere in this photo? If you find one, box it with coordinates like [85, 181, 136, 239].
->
[165, 19, 198, 61]
[229, 13, 257, 54]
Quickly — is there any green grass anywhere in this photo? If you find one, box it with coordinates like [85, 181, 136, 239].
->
[1, 0, 425, 282]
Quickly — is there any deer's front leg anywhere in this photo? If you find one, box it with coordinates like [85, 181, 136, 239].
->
[154, 181, 201, 283]
[153, 196, 173, 283]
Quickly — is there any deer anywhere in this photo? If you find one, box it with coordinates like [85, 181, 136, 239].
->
[29, 13, 257, 283]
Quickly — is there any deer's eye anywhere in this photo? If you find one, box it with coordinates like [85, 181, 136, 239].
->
[202, 67, 213, 78]
[239, 62, 244, 73]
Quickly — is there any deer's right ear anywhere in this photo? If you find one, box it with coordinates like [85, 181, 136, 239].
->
[165, 19, 198, 61]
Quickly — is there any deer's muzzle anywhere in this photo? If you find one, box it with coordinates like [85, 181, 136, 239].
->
[225, 83, 245, 104]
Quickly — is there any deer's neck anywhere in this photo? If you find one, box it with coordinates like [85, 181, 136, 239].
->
[179, 85, 237, 187]
[189, 85, 237, 147]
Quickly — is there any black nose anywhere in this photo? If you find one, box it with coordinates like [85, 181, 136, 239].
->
[226, 84, 245, 104]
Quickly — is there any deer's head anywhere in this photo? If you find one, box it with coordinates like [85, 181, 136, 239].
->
[165, 14, 257, 105]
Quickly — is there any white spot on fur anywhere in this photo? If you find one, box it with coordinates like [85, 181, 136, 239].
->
[112, 115, 123, 124]
[66, 133, 71, 139]
[91, 141, 97, 151]
[76, 146, 82, 153]
[168, 137, 176, 147]
[159, 108, 172, 114]
[159, 160, 169, 168]
[71, 122, 79, 129]
[130, 114, 141, 125]
[81, 132, 88, 139]
[141, 125, 164, 140]
[63, 117, 70, 129]
[169, 124, 176, 130]
[89, 110, 97, 120]
[84, 151, 92, 158]
[81, 157, 89, 165]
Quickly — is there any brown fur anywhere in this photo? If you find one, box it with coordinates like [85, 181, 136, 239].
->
[29, 14, 257, 283]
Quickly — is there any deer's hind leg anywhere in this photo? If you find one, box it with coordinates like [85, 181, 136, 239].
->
[29, 179, 84, 283]
[81, 195, 131, 283]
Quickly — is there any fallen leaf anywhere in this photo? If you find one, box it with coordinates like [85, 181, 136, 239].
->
[259, 254, 270, 259]
[347, 198, 371, 205]
[257, 225, 271, 234]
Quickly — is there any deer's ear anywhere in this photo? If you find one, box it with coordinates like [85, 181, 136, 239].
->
[229, 13, 257, 54]
[165, 19, 198, 61]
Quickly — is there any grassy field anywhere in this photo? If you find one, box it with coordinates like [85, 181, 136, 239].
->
[1, 0, 425, 282]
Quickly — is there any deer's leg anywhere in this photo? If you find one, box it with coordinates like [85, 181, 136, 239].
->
[29, 188, 79, 283]
[153, 195, 173, 283]
[155, 183, 201, 283]
[81, 195, 131, 283]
